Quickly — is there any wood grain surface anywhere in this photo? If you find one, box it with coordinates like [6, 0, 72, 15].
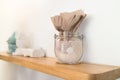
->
[0, 52, 120, 80]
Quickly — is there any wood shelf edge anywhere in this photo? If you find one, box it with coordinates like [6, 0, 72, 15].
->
[0, 53, 120, 80]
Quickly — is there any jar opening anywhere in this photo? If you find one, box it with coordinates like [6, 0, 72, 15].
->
[54, 32, 83, 40]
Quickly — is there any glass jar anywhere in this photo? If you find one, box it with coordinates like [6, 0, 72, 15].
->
[54, 32, 83, 64]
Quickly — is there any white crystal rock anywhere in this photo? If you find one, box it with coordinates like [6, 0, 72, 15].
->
[16, 31, 32, 48]
[13, 48, 46, 57]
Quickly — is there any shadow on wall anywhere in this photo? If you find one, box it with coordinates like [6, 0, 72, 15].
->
[16, 66, 63, 80]
[77, 15, 92, 62]
[0, 60, 63, 80]
[0, 61, 17, 80]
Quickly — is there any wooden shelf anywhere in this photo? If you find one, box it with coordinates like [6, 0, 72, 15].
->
[0, 52, 120, 80]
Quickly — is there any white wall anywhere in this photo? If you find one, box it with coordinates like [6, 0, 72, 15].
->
[0, 0, 120, 80]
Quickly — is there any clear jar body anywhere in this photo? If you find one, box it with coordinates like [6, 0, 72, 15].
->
[54, 33, 83, 64]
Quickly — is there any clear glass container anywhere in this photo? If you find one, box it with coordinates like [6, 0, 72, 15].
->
[54, 32, 83, 64]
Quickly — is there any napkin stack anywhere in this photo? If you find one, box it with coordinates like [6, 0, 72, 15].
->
[51, 10, 86, 36]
